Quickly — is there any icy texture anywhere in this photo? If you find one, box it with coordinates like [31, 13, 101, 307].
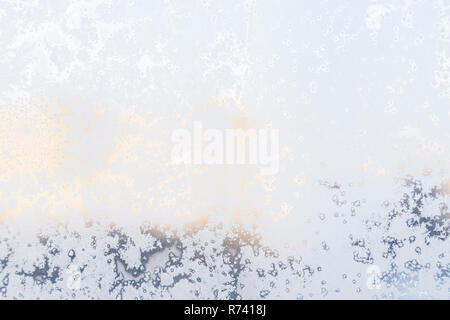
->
[0, 177, 447, 299]
[0, 1, 449, 299]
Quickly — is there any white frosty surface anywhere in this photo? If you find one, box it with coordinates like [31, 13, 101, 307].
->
[0, 0, 448, 299]
[0, 177, 447, 299]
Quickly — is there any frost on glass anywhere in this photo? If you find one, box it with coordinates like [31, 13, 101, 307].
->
[0, 1, 448, 299]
